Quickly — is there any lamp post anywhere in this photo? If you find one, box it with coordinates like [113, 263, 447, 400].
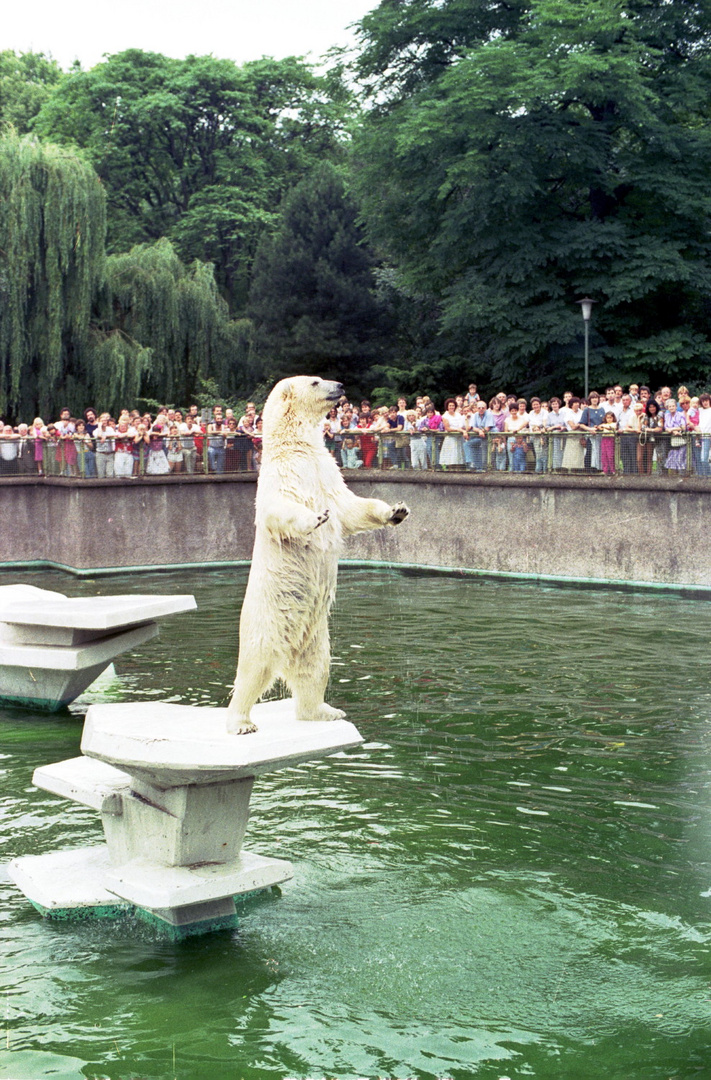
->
[577, 298, 594, 401]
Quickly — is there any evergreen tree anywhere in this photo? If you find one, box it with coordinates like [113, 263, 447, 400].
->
[0, 133, 105, 418]
[354, 0, 711, 393]
[248, 163, 394, 390]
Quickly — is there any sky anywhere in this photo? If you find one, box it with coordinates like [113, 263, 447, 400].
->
[2, 0, 378, 71]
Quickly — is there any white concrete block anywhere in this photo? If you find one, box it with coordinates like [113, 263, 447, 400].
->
[0, 621, 158, 672]
[33, 756, 130, 813]
[7, 846, 130, 913]
[82, 698, 365, 787]
[0, 588, 196, 631]
[0, 622, 160, 710]
[101, 777, 254, 866]
[104, 849, 294, 908]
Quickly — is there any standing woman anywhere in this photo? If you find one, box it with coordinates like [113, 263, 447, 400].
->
[638, 399, 663, 474]
[696, 394, 711, 477]
[561, 397, 586, 471]
[527, 397, 548, 473]
[31, 418, 47, 475]
[323, 407, 340, 460]
[146, 422, 170, 475]
[488, 397, 506, 432]
[224, 417, 239, 472]
[580, 391, 605, 472]
[545, 399, 566, 472]
[504, 398, 529, 471]
[663, 399, 688, 473]
[439, 398, 466, 468]
[423, 402, 443, 467]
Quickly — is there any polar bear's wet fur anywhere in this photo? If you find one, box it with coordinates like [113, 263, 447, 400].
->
[227, 375, 409, 734]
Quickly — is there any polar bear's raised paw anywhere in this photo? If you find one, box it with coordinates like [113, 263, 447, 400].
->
[389, 502, 410, 525]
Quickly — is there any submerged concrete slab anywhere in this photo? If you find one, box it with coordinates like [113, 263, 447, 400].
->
[8, 846, 130, 915]
[105, 849, 294, 909]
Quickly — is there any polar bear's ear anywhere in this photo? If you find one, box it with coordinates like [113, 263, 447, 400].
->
[280, 379, 293, 399]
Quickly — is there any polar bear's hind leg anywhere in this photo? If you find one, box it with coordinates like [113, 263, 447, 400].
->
[290, 636, 345, 723]
[227, 657, 274, 734]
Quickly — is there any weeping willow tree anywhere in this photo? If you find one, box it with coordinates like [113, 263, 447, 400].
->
[0, 133, 105, 418]
[91, 238, 252, 412]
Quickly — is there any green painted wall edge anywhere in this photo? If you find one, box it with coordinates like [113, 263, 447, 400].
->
[2, 557, 711, 598]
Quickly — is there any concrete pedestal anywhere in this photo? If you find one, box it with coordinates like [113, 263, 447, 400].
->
[0, 585, 196, 710]
[9, 699, 364, 936]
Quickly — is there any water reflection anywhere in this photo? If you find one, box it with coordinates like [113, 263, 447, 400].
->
[1, 567, 711, 1079]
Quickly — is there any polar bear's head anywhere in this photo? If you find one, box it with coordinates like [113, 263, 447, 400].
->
[262, 376, 344, 436]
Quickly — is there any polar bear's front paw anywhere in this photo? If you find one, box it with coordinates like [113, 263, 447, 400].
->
[226, 713, 258, 735]
[388, 502, 410, 525]
[313, 508, 330, 530]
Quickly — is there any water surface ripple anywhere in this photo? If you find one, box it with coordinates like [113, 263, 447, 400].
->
[1, 567, 711, 1079]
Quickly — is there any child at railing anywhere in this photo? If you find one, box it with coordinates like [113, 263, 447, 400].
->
[340, 432, 362, 468]
[31, 418, 46, 476]
[167, 425, 184, 473]
[600, 412, 617, 474]
[509, 432, 529, 472]
[357, 413, 378, 468]
[492, 434, 508, 470]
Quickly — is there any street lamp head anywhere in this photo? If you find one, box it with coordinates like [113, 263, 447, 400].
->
[577, 297, 595, 322]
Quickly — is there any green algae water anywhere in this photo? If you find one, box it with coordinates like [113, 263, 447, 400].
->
[1, 566, 711, 1080]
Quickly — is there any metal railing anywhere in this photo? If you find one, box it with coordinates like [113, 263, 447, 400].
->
[332, 428, 703, 476]
[0, 430, 705, 478]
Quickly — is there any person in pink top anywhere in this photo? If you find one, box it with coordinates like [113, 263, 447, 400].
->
[31, 418, 46, 475]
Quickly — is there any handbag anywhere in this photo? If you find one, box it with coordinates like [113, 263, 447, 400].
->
[670, 435, 685, 447]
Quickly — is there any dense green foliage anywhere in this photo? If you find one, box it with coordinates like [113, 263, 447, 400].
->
[353, 0, 711, 394]
[248, 163, 393, 391]
[0, 51, 64, 134]
[0, 133, 105, 417]
[34, 51, 354, 307]
[93, 238, 250, 412]
[3, 9, 711, 413]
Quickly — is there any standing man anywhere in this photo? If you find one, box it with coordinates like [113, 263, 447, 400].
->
[617, 393, 639, 473]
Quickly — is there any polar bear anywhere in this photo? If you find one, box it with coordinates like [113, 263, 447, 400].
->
[226, 376, 409, 734]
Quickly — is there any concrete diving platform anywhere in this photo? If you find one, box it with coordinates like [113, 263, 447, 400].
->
[9, 699, 364, 937]
[0, 585, 196, 710]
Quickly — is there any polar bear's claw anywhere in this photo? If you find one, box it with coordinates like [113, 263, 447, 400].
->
[389, 502, 410, 525]
[314, 509, 330, 529]
[226, 714, 258, 735]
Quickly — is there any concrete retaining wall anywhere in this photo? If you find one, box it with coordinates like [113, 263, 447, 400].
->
[1, 472, 709, 589]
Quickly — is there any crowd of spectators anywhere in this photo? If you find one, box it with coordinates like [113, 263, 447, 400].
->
[0, 403, 263, 477]
[1, 381, 709, 478]
[319, 382, 711, 475]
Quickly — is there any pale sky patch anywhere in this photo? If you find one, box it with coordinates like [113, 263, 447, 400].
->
[2, 0, 377, 71]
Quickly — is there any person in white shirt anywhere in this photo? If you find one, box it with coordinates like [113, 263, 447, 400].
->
[617, 394, 639, 473]
[527, 397, 548, 473]
[94, 414, 116, 479]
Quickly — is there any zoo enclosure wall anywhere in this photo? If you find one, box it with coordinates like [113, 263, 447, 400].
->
[0, 471, 708, 591]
